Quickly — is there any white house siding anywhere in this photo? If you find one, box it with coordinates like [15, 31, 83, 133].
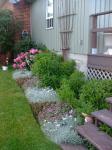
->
[31, 0, 112, 74]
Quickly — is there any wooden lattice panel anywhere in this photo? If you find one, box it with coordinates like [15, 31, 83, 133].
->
[87, 67, 112, 80]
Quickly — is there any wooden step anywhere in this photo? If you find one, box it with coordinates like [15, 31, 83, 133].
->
[106, 97, 112, 111]
[60, 144, 87, 150]
[106, 97, 112, 104]
[91, 109, 112, 128]
[77, 123, 112, 150]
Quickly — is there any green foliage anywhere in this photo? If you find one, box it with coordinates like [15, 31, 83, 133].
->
[37, 43, 49, 51]
[57, 71, 86, 108]
[77, 80, 112, 114]
[14, 37, 37, 55]
[57, 79, 76, 107]
[69, 71, 86, 98]
[24, 0, 36, 4]
[100, 124, 112, 136]
[32, 52, 75, 89]
[32, 52, 62, 89]
[61, 60, 76, 77]
[0, 9, 15, 53]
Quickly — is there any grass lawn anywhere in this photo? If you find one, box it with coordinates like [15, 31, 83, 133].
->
[0, 70, 61, 150]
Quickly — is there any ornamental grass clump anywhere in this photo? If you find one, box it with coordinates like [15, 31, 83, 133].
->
[25, 87, 59, 103]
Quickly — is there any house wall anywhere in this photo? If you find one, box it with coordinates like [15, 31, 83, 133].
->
[31, 0, 112, 74]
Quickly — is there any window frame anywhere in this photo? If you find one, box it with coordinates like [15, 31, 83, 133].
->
[46, 0, 54, 29]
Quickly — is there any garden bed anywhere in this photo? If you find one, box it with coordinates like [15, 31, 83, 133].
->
[12, 69, 83, 146]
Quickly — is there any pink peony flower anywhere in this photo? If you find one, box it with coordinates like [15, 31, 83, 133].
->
[13, 64, 17, 69]
[29, 48, 38, 54]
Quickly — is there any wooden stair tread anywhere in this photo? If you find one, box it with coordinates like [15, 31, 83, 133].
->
[60, 144, 87, 150]
[91, 109, 112, 128]
[77, 123, 112, 150]
[106, 97, 112, 104]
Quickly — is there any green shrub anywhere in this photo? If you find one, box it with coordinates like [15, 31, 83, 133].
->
[61, 60, 76, 77]
[37, 43, 49, 51]
[32, 52, 76, 89]
[32, 53, 62, 76]
[57, 70, 86, 108]
[77, 80, 112, 114]
[69, 71, 86, 98]
[14, 37, 37, 55]
[100, 124, 112, 136]
[57, 79, 76, 107]
[32, 52, 63, 88]
[0, 10, 15, 53]
[40, 75, 62, 89]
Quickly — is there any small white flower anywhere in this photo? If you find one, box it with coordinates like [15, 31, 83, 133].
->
[74, 118, 77, 121]
[62, 117, 67, 120]
[56, 124, 60, 127]
[69, 115, 73, 118]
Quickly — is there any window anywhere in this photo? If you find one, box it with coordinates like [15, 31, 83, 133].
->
[46, 0, 54, 29]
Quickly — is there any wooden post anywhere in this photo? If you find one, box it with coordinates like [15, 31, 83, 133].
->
[90, 16, 97, 51]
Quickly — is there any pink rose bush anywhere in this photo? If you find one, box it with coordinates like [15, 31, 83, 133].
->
[13, 48, 39, 70]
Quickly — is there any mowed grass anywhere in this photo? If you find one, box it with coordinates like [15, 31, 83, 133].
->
[0, 70, 61, 150]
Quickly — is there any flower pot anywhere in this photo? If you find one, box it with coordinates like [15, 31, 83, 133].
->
[2, 66, 8, 71]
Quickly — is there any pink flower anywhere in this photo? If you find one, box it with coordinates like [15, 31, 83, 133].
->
[29, 48, 38, 54]
[13, 64, 17, 69]
[15, 57, 21, 62]
[21, 62, 26, 67]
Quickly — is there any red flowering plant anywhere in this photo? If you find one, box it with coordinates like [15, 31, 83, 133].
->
[13, 48, 39, 70]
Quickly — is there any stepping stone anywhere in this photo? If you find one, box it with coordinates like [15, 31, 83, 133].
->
[77, 123, 112, 150]
[60, 144, 87, 150]
[91, 109, 112, 128]
[106, 97, 112, 111]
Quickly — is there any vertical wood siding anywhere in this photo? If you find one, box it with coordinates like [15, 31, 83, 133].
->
[31, 0, 112, 54]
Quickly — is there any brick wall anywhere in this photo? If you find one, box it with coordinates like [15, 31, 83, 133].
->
[1, 0, 31, 38]
[0, 0, 31, 65]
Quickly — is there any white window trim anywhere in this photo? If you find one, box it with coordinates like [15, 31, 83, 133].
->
[46, 0, 54, 29]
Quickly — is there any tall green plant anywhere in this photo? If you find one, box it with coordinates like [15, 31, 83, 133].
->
[0, 9, 15, 53]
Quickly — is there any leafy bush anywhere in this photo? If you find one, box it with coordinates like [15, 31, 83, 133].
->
[57, 79, 76, 107]
[32, 52, 75, 89]
[61, 60, 76, 77]
[69, 71, 86, 98]
[14, 37, 37, 55]
[37, 43, 49, 51]
[57, 71, 86, 107]
[32, 53, 62, 76]
[77, 80, 112, 114]
[0, 10, 15, 53]
[40, 75, 62, 89]
[24, 0, 36, 4]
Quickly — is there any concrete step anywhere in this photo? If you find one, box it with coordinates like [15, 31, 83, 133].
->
[77, 123, 112, 150]
[91, 109, 112, 128]
[60, 144, 87, 150]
